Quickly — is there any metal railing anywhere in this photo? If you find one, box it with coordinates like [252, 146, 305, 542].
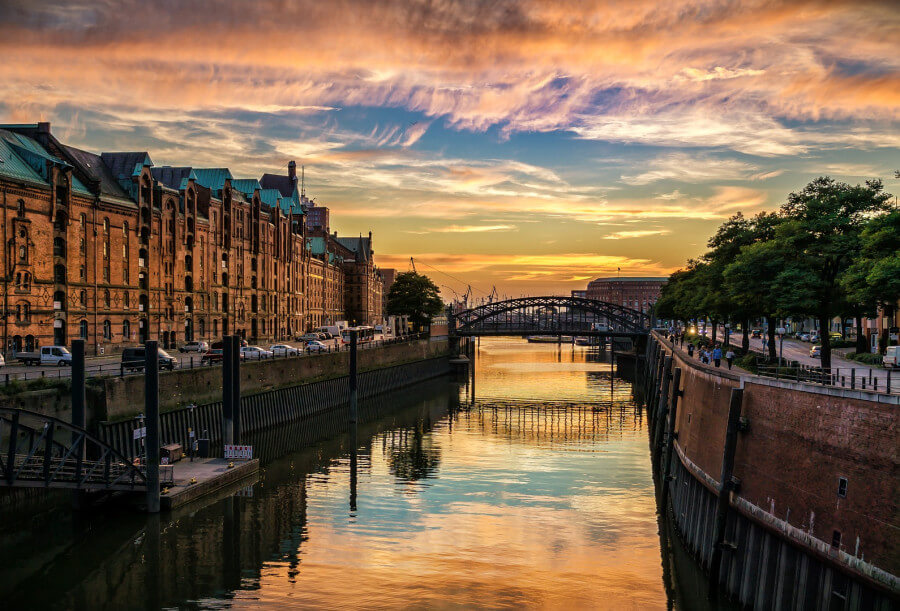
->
[755, 363, 897, 396]
[0, 333, 430, 386]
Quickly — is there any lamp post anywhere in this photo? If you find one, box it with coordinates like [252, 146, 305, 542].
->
[725, 323, 731, 347]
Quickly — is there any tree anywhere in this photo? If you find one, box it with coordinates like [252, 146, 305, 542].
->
[773, 177, 892, 369]
[386, 272, 444, 331]
[842, 209, 900, 352]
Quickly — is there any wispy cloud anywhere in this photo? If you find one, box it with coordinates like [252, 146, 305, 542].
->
[602, 230, 671, 240]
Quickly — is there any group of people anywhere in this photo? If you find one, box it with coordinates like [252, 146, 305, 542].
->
[686, 342, 735, 369]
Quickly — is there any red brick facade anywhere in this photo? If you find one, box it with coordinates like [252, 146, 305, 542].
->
[586, 276, 666, 311]
[0, 123, 386, 355]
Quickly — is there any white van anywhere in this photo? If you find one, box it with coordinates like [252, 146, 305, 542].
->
[883, 346, 900, 368]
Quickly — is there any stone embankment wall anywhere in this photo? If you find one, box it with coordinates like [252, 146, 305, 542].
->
[0, 339, 449, 426]
[643, 332, 899, 608]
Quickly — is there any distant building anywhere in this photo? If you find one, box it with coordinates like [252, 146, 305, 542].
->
[571, 290, 586, 299]
[586, 277, 667, 312]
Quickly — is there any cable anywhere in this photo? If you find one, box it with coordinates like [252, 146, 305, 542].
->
[412, 258, 493, 298]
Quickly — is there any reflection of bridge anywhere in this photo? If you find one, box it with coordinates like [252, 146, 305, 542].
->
[450, 296, 651, 338]
[0, 408, 146, 492]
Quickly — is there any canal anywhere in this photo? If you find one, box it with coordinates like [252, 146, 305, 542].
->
[0, 338, 724, 609]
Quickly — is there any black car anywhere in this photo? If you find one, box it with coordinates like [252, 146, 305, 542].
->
[121, 347, 178, 372]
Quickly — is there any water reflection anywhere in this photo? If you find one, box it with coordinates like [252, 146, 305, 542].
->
[0, 338, 722, 609]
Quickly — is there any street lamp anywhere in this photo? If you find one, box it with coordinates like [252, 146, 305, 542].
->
[776, 327, 786, 366]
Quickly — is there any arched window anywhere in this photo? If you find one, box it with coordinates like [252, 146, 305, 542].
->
[79, 290, 87, 306]
[16, 199, 25, 218]
[15, 301, 30, 322]
[54, 264, 66, 284]
[103, 289, 110, 309]
[122, 319, 131, 339]
[102, 320, 112, 340]
[53, 236, 65, 257]
[199, 318, 205, 337]
[79, 320, 88, 340]
[124, 291, 130, 309]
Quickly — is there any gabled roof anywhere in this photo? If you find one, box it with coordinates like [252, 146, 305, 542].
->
[64, 145, 133, 201]
[99, 152, 151, 183]
[259, 172, 294, 198]
[231, 178, 260, 198]
[151, 166, 194, 190]
[193, 168, 233, 192]
[258, 188, 283, 208]
[0, 128, 91, 194]
[336, 235, 372, 262]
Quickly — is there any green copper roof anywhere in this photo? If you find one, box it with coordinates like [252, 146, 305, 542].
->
[259, 188, 282, 208]
[0, 131, 47, 185]
[231, 178, 260, 197]
[308, 236, 326, 255]
[0, 129, 91, 194]
[192, 168, 233, 192]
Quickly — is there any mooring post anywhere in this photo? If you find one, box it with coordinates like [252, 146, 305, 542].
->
[709, 387, 745, 596]
[659, 367, 682, 510]
[652, 356, 673, 454]
[232, 336, 241, 443]
[71, 338, 86, 508]
[144, 340, 161, 513]
[223, 335, 234, 447]
[349, 329, 358, 423]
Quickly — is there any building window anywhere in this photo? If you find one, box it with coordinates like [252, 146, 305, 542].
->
[124, 291, 130, 309]
[104, 290, 111, 309]
[79, 320, 88, 340]
[123, 320, 131, 339]
[15, 301, 30, 322]
[80, 290, 87, 306]
[103, 218, 110, 234]
[103, 320, 112, 340]
[80, 265, 86, 280]
[17, 199, 25, 218]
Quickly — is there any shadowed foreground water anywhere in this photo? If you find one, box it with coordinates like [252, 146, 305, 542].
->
[0, 339, 720, 609]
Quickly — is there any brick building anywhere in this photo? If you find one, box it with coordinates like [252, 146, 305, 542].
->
[585, 277, 667, 312]
[0, 123, 385, 355]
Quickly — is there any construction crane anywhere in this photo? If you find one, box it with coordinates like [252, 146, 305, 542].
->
[488, 286, 498, 304]
[409, 257, 417, 273]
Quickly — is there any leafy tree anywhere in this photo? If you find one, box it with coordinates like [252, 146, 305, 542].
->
[773, 177, 892, 369]
[386, 272, 444, 331]
[842, 209, 900, 352]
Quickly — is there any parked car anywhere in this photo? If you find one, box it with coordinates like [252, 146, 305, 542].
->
[180, 341, 209, 353]
[883, 346, 900, 369]
[809, 345, 822, 358]
[751, 329, 762, 338]
[269, 344, 300, 357]
[305, 340, 328, 353]
[17, 345, 72, 366]
[121, 347, 177, 372]
[240, 346, 273, 360]
[201, 348, 224, 364]
[799, 333, 810, 342]
[297, 333, 321, 342]
[829, 332, 843, 341]
[809, 333, 820, 343]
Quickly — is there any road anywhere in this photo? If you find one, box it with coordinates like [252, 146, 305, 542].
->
[0, 336, 361, 383]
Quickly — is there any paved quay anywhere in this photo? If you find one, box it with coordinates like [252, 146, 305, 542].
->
[160, 457, 258, 511]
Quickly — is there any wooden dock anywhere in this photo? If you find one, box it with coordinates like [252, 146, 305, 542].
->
[160, 457, 259, 511]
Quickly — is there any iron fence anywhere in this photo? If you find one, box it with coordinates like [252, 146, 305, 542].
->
[754, 363, 897, 396]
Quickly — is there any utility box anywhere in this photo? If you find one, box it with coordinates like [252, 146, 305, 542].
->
[197, 438, 210, 458]
[160, 443, 183, 464]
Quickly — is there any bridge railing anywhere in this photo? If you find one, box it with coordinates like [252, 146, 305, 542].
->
[0, 407, 147, 491]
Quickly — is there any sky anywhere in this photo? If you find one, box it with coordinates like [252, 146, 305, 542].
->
[1, 0, 898, 301]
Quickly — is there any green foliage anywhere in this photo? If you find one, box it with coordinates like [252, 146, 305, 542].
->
[845, 352, 884, 366]
[0, 376, 71, 396]
[386, 272, 444, 330]
[734, 352, 759, 374]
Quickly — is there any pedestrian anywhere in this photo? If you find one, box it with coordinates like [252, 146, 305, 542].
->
[725, 348, 735, 370]
[687, 343, 695, 357]
[713, 345, 722, 367]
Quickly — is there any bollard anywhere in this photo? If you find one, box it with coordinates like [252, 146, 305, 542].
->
[887, 370, 892, 395]
[144, 340, 161, 513]
[349, 330, 358, 423]
[851, 368, 855, 389]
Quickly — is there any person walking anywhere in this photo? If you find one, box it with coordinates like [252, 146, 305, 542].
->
[687, 342, 695, 358]
[713, 345, 722, 367]
[725, 348, 735, 370]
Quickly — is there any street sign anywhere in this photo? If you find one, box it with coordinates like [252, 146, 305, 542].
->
[132, 426, 147, 440]
[224, 444, 253, 459]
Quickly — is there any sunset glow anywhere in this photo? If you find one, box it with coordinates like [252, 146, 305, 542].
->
[2, 0, 897, 298]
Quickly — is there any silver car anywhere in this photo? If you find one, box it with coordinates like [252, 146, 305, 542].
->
[269, 344, 300, 357]
[241, 346, 273, 360]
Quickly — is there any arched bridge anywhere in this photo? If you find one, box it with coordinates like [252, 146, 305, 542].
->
[450, 296, 651, 337]
[0, 408, 147, 492]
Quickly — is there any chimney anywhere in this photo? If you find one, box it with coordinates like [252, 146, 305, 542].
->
[288, 160, 297, 181]
[37, 122, 51, 134]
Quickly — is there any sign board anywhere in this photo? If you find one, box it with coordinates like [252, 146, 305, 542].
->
[224, 444, 253, 459]
[133, 426, 147, 440]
